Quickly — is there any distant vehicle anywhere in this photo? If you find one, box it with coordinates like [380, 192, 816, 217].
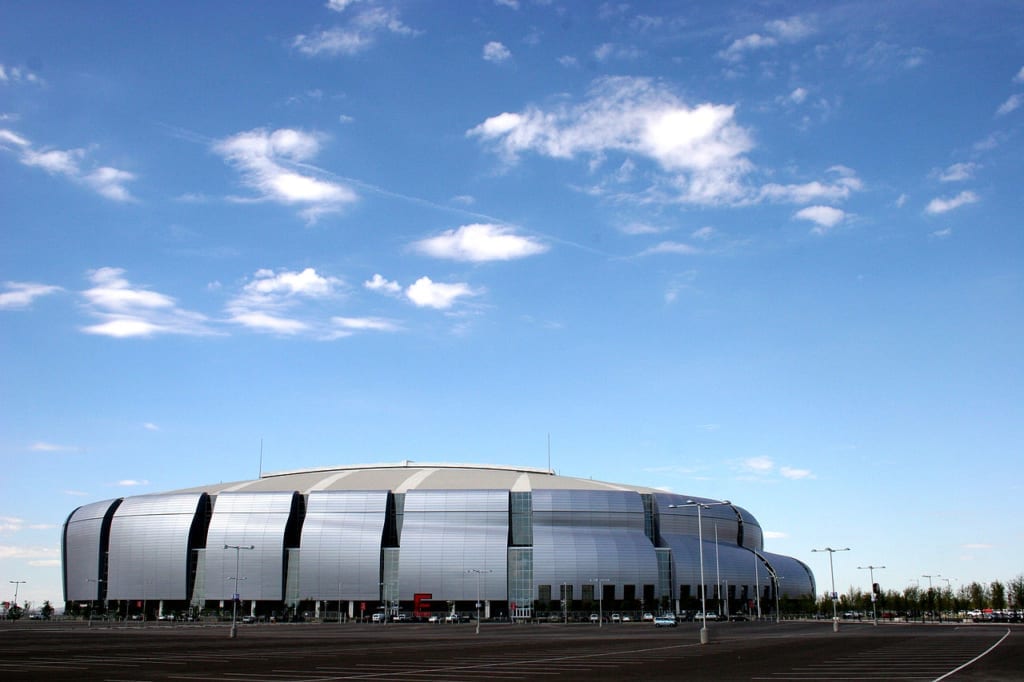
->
[642, 612, 654, 621]
[392, 613, 409, 622]
[241, 615, 256, 623]
[427, 614, 441, 623]
[371, 612, 385, 623]
[621, 615, 632, 622]
[610, 613, 621, 623]
[589, 613, 600, 623]
[445, 613, 461, 623]
[728, 614, 749, 622]
[654, 615, 677, 627]
[694, 612, 718, 620]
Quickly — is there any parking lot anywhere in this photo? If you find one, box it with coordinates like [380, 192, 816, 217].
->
[0, 619, 1020, 681]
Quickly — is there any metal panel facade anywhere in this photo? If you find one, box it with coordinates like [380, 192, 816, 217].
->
[204, 491, 297, 601]
[107, 494, 205, 600]
[532, 489, 659, 600]
[398, 490, 509, 600]
[63, 498, 120, 601]
[298, 490, 388, 600]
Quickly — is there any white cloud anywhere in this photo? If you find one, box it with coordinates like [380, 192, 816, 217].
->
[117, 479, 149, 487]
[0, 63, 44, 86]
[930, 227, 953, 239]
[468, 76, 755, 205]
[779, 466, 814, 480]
[995, 93, 1022, 116]
[743, 456, 775, 472]
[618, 222, 664, 236]
[143, 422, 160, 431]
[763, 530, 787, 540]
[494, 0, 519, 8]
[213, 128, 356, 221]
[412, 223, 548, 262]
[327, 0, 360, 11]
[0, 282, 62, 309]
[3, 130, 137, 201]
[227, 267, 343, 336]
[638, 241, 700, 256]
[483, 41, 511, 63]
[0, 545, 59, 560]
[364, 273, 401, 294]
[332, 316, 401, 332]
[1015, 66, 1024, 83]
[0, 516, 25, 533]
[760, 166, 862, 204]
[294, 6, 417, 56]
[691, 226, 716, 241]
[558, 55, 578, 68]
[593, 43, 641, 62]
[81, 267, 214, 338]
[788, 87, 808, 104]
[795, 205, 847, 233]
[925, 190, 979, 215]
[29, 442, 78, 452]
[937, 162, 978, 182]
[719, 15, 814, 61]
[405, 276, 479, 309]
[0, 128, 30, 147]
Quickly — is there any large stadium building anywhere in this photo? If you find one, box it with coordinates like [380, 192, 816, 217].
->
[62, 462, 816, 620]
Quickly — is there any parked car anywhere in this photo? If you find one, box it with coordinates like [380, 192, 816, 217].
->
[642, 612, 654, 622]
[621, 615, 632, 622]
[371, 612, 385, 623]
[589, 613, 600, 623]
[694, 612, 718, 620]
[610, 613, 621, 623]
[445, 613, 461, 623]
[654, 615, 677, 627]
[427, 614, 441, 623]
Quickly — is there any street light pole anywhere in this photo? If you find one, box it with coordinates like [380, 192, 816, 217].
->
[87, 578, 104, 627]
[225, 544, 254, 639]
[590, 578, 609, 627]
[857, 565, 885, 625]
[467, 569, 492, 635]
[669, 499, 731, 645]
[9, 580, 25, 619]
[812, 547, 850, 632]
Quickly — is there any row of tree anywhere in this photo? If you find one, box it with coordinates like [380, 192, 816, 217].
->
[816, 576, 1024, 616]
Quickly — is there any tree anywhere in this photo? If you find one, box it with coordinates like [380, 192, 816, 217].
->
[967, 582, 987, 610]
[990, 580, 1007, 610]
[1008, 575, 1024, 610]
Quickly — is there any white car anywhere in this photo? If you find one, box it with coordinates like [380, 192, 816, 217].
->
[654, 615, 677, 627]
[694, 612, 718, 621]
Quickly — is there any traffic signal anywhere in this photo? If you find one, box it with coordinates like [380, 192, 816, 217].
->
[872, 583, 880, 595]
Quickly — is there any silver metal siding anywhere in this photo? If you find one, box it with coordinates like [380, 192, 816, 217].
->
[532, 489, 659, 600]
[107, 494, 204, 600]
[63, 498, 119, 601]
[398, 489, 508, 600]
[298, 490, 388, 600]
[204, 491, 297, 601]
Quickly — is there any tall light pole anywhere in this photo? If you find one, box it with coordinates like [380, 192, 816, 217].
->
[714, 523, 722, 618]
[812, 547, 850, 632]
[225, 544, 254, 639]
[857, 565, 885, 625]
[922, 574, 935, 621]
[87, 578, 104, 627]
[9, 580, 25, 619]
[467, 569, 492, 634]
[670, 499, 731, 645]
[590, 578, 609, 627]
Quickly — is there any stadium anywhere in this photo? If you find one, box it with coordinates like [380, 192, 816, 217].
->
[62, 462, 816, 621]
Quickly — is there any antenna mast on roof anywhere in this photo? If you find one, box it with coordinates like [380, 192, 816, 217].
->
[259, 438, 263, 479]
[547, 433, 551, 473]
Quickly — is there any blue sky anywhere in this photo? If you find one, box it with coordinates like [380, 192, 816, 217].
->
[2, 0, 1022, 609]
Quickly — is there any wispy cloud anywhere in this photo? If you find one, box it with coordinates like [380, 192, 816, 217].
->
[483, 41, 511, 63]
[469, 76, 755, 205]
[936, 162, 978, 182]
[116, 479, 149, 487]
[213, 128, 356, 222]
[0, 282, 62, 309]
[925, 190, 979, 215]
[30, 442, 78, 453]
[1, 128, 136, 201]
[294, 4, 417, 57]
[759, 166, 862, 204]
[81, 267, 214, 338]
[411, 223, 548, 262]
[0, 544, 60, 560]
[0, 63, 44, 86]
[637, 241, 700, 256]
[719, 15, 815, 62]
[737, 456, 814, 481]
[995, 93, 1022, 116]
[226, 267, 343, 336]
